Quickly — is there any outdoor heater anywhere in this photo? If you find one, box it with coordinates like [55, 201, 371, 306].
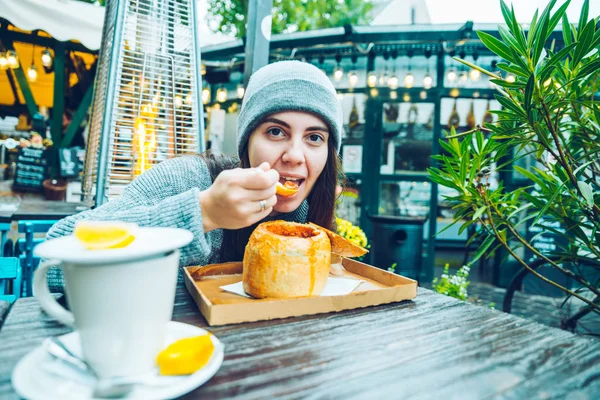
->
[83, 0, 205, 206]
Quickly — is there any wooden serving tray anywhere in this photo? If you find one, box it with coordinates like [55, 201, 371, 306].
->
[183, 258, 417, 326]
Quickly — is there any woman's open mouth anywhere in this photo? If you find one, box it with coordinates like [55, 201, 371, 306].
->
[276, 176, 304, 197]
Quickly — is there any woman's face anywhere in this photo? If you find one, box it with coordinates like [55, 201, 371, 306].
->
[247, 111, 329, 214]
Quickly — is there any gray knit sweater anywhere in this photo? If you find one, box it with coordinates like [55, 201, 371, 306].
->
[46, 155, 309, 292]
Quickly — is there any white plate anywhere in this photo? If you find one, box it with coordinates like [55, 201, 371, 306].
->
[34, 227, 194, 265]
[12, 321, 224, 400]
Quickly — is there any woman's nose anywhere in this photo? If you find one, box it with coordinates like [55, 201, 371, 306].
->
[281, 140, 305, 164]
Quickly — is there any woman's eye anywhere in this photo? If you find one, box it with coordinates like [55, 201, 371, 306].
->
[308, 134, 324, 143]
[267, 127, 285, 137]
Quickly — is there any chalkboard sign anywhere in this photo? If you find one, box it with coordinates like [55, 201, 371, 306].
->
[59, 147, 84, 178]
[12, 147, 48, 192]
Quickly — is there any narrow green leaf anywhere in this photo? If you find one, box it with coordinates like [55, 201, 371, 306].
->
[472, 206, 487, 221]
[439, 139, 459, 157]
[562, 13, 573, 45]
[498, 25, 525, 55]
[459, 154, 468, 185]
[573, 20, 595, 66]
[500, 0, 516, 32]
[497, 62, 530, 77]
[532, 12, 550, 66]
[524, 74, 534, 112]
[475, 130, 484, 155]
[494, 94, 527, 117]
[489, 78, 526, 89]
[538, 42, 578, 81]
[576, 59, 600, 81]
[529, 0, 556, 48]
[514, 165, 547, 190]
[453, 57, 500, 79]
[528, 9, 540, 48]
[470, 235, 497, 266]
[578, 181, 594, 207]
[477, 31, 518, 63]
[548, 0, 571, 34]
[578, 0, 589, 32]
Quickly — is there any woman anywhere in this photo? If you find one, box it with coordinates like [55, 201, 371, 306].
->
[47, 60, 345, 291]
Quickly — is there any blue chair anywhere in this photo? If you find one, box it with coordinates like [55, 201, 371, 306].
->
[16, 221, 58, 297]
[0, 257, 22, 303]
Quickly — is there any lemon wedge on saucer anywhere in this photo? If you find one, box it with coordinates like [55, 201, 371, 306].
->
[74, 221, 136, 251]
[156, 334, 215, 376]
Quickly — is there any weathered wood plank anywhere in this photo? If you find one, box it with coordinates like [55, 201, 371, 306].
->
[1, 288, 599, 400]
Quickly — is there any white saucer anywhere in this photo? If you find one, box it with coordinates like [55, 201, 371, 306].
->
[12, 321, 224, 400]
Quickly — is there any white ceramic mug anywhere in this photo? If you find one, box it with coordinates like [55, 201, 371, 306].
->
[33, 227, 193, 378]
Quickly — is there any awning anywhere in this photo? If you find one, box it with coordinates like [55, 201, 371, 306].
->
[1, 0, 105, 51]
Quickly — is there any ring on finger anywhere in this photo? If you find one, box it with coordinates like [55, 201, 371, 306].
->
[259, 199, 267, 212]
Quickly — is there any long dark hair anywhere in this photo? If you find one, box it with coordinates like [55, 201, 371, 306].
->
[199, 135, 344, 262]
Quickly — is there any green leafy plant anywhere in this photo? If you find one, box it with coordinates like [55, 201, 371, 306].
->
[432, 264, 471, 301]
[207, 0, 373, 37]
[388, 262, 397, 273]
[428, 0, 600, 322]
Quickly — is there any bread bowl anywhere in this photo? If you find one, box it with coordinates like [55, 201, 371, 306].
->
[243, 221, 331, 298]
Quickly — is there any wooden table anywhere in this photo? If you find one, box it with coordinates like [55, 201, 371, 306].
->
[1, 287, 599, 399]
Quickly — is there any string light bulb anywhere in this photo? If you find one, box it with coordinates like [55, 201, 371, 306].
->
[333, 66, 343, 81]
[348, 71, 359, 87]
[387, 74, 399, 89]
[390, 90, 397, 100]
[423, 74, 433, 89]
[469, 68, 481, 81]
[236, 84, 245, 99]
[216, 87, 228, 103]
[459, 71, 468, 84]
[0, 53, 7, 70]
[367, 72, 377, 87]
[404, 72, 414, 88]
[7, 51, 18, 69]
[27, 64, 37, 82]
[201, 87, 210, 104]
[185, 93, 193, 105]
[419, 90, 427, 100]
[446, 68, 457, 83]
[505, 74, 516, 83]
[41, 49, 53, 68]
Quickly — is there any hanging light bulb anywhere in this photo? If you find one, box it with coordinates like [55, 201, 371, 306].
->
[185, 93, 193, 105]
[419, 90, 427, 100]
[446, 68, 457, 83]
[390, 90, 397, 100]
[348, 71, 359, 87]
[201, 87, 210, 104]
[370, 88, 378, 97]
[403, 93, 411, 102]
[473, 91, 481, 98]
[0, 53, 7, 70]
[459, 71, 468, 84]
[201, 64, 207, 76]
[404, 72, 414, 88]
[387, 74, 399, 89]
[505, 74, 516, 83]
[469, 68, 481, 81]
[450, 88, 460, 97]
[367, 72, 377, 87]
[174, 95, 183, 108]
[236, 84, 245, 99]
[7, 50, 19, 69]
[41, 49, 53, 68]
[216, 86, 228, 103]
[27, 64, 37, 82]
[333, 54, 343, 82]
[423, 74, 433, 89]
[333, 66, 344, 82]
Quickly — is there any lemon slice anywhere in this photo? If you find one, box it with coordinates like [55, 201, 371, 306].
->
[74, 221, 136, 251]
[156, 334, 215, 376]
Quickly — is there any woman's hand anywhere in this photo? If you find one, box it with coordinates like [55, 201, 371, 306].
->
[199, 162, 279, 232]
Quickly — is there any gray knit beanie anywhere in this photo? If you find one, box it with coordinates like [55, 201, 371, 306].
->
[237, 60, 343, 157]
